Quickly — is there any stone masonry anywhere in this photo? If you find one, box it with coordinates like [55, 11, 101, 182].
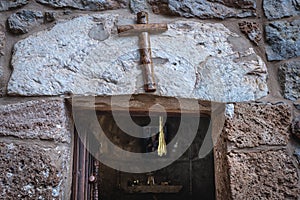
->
[0, 0, 299, 199]
[215, 103, 299, 199]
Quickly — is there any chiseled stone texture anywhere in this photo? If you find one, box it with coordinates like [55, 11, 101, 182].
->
[265, 19, 300, 61]
[0, 98, 71, 143]
[228, 150, 299, 199]
[278, 61, 300, 101]
[224, 103, 291, 148]
[36, 0, 126, 11]
[148, 0, 256, 19]
[263, 0, 300, 20]
[0, 141, 71, 199]
[0, 0, 28, 11]
[7, 10, 44, 34]
[8, 13, 268, 102]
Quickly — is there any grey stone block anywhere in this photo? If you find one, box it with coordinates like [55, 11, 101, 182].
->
[265, 19, 300, 61]
[0, 0, 28, 11]
[7, 10, 44, 34]
[148, 0, 255, 19]
[278, 61, 300, 101]
[263, 0, 300, 20]
[36, 0, 127, 11]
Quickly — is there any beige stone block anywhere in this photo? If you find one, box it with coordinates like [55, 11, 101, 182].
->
[0, 141, 72, 199]
[224, 103, 291, 148]
[0, 98, 72, 143]
[227, 149, 299, 199]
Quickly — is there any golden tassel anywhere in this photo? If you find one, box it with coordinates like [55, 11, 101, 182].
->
[158, 116, 167, 156]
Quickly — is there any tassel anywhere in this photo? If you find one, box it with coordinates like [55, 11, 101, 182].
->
[158, 116, 167, 156]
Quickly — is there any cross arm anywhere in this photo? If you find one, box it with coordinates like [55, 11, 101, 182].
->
[117, 24, 168, 36]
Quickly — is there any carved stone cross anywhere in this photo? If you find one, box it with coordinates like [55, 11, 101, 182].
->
[117, 11, 168, 92]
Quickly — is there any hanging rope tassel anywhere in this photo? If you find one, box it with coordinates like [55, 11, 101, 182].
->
[158, 116, 167, 156]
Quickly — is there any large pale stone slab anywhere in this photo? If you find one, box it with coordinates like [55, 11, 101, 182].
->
[224, 103, 291, 148]
[8, 13, 268, 102]
[228, 150, 299, 199]
[0, 98, 71, 143]
[0, 141, 71, 199]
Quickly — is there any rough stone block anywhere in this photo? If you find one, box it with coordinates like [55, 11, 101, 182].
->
[7, 10, 45, 34]
[148, 0, 256, 19]
[0, 141, 71, 199]
[8, 13, 268, 103]
[0, 30, 4, 56]
[265, 19, 300, 61]
[36, 0, 127, 11]
[292, 115, 300, 140]
[239, 21, 262, 45]
[278, 61, 300, 101]
[228, 150, 299, 199]
[294, 99, 300, 110]
[0, 98, 71, 143]
[224, 103, 291, 148]
[130, 0, 150, 14]
[208, 0, 256, 9]
[214, 134, 231, 200]
[263, 0, 300, 20]
[0, 0, 28, 11]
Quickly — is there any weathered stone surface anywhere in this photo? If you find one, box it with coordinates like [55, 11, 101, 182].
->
[0, 0, 28, 11]
[294, 147, 300, 164]
[36, 0, 127, 11]
[292, 115, 300, 140]
[224, 103, 291, 148]
[148, 0, 256, 19]
[7, 10, 44, 34]
[239, 21, 262, 45]
[294, 99, 300, 110]
[214, 134, 231, 200]
[0, 141, 71, 199]
[278, 61, 300, 101]
[208, 0, 256, 9]
[0, 98, 71, 143]
[228, 150, 299, 199]
[44, 11, 56, 23]
[130, 0, 150, 14]
[0, 30, 5, 56]
[265, 19, 300, 61]
[8, 13, 268, 102]
[263, 0, 300, 20]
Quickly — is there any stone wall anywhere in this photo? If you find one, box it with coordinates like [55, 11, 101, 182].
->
[0, 0, 299, 199]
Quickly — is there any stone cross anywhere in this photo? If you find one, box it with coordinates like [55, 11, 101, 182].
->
[117, 11, 168, 92]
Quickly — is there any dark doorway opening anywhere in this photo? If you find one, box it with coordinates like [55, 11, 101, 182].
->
[72, 113, 215, 200]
